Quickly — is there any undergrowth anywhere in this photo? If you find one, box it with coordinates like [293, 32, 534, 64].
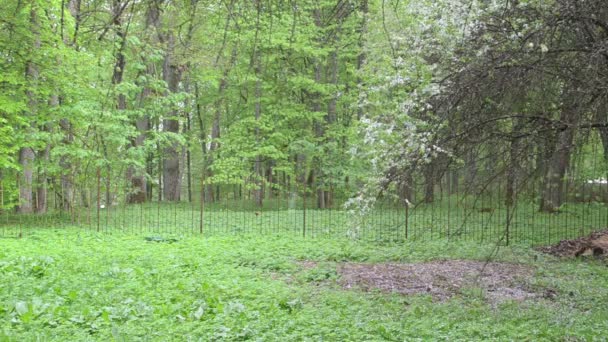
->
[0, 230, 607, 340]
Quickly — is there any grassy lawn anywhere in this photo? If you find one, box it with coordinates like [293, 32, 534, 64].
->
[1, 230, 607, 341]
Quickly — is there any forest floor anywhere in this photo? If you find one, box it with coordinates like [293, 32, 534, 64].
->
[1, 230, 607, 340]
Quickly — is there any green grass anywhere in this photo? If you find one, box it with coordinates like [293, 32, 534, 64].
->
[1, 230, 607, 341]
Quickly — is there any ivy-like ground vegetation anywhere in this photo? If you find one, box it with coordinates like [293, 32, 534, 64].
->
[1, 230, 607, 341]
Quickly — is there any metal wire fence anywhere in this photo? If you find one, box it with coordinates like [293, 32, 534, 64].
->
[2, 124, 608, 246]
[1, 169, 606, 246]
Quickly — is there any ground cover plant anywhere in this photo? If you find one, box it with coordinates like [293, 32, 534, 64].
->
[1, 229, 607, 341]
[2, 0, 608, 339]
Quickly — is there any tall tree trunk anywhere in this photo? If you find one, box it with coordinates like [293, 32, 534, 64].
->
[597, 110, 608, 203]
[186, 95, 193, 203]
[253, 58, 263, 207]
[108, 0, 130, 205]
[206, 78, 224, 202]
[208, 102, 221, 202]
[314, 6, 347, 209]
[111, 0, 127, 110]
[56, 0, 81, 210]
[18, 6, 40, 214]
[356, 0, 368, 121]
[296, 154, 306, 189]
[127, 63, 151, 204]
[449, 170, 459, 195]
[68, 0, 81, 46]
[266, 164, 274, 199]
[127, 60, 152, 204]
[199, 46, 237, 203]
[506, 119, 523, 207]
[464, 148, 477, 195]
[157, 122, 162, 202]
[310, 9, 326, 209]
[162, 33, 183, 202]
[313, 57, 325, 209]
[252, 0, 264, 208]
[59, 119, 74, 209]
[141, 0, 182, 202]
[18, 148, 35, 214]
[194, 82, 214, 203]
[322, 48, 339, 208]
[35, 118, 52, 214]
[181, 4, 199, 204]
[36, 148, 49, 214]
[540, 110, 576, 212]
[424, 163, 435, 203]
[127, 115, 149, 203]
[595, 107, 608, 165]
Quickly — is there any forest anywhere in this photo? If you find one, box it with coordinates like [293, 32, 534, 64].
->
[1, 0, 608, 340]
[0, 0, 605, 215]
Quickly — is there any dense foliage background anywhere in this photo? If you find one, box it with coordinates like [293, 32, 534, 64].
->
[0, 0, 606, 215]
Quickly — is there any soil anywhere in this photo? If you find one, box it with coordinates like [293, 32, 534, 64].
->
[336, 260, 537, 303]
[536, 230, 608, 258]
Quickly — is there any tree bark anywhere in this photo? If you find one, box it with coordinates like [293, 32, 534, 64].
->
[56, 0, 81, 210]
[35, 116, 52, 214]
[59, 119, 74, 209]
[356, 0, 368, 121]
[252, 0, 264, 208]
[423, 163, 435, 203]
[68, 0, 81, 46]
[18, 6, 40, 214]
[313, 56, 325, 209]
[464, 149, 477, 195]
[186, 93, 193, 203]
[253, 56, 263, 207]
[127, 114, 149, 203]
[108, 0, 136, 205]
[540, 110, 576, 212]
[35, 147, 49, 214]
[594, 108, 608, 165]
[506, 119, 523, 207]
[127, 59, 152, 204]
[449, 170, 459, 195]
[18, 148, 35, 214]
[161, 32, 183, 201]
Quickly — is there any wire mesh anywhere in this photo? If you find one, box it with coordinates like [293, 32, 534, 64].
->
[1, 138, 607, 246]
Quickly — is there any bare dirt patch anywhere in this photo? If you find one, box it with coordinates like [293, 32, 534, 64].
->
[337, 260, 536, 303]
[537, 230, 608, 258]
